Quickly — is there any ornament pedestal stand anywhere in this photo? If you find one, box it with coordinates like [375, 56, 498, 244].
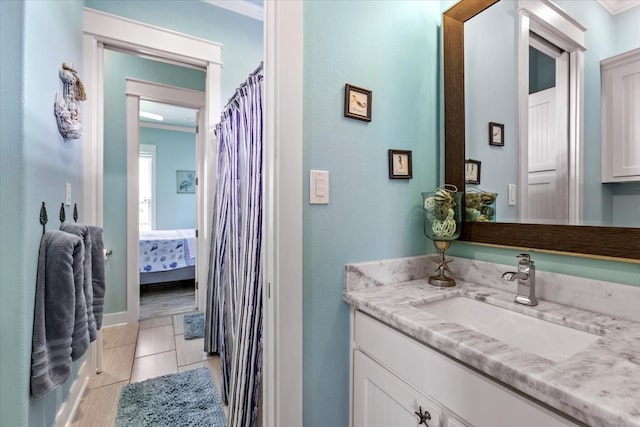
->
[429, 240, 456, 287]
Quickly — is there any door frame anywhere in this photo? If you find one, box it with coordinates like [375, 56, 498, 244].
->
[125, 78, 206, 321]
[83, 8, 221, 326]
[517, 0, 585, 224]
[83, 4, 304, 425]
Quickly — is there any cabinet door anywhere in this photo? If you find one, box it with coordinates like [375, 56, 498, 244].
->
[354, 350, 442, 427]
[602, 50, 640, 182]
[610, 59, 640, 179]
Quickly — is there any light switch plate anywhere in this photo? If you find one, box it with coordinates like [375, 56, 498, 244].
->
[508, 184, 517, 206]
[310, 170, 329, 204]
[65, 183, 72, 206]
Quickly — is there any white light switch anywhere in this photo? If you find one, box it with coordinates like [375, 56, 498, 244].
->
[65, 183, 72, 206]
[508, 184, 517, 206]
[310, 170, 329, 204]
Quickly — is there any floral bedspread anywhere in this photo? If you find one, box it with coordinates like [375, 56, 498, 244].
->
[139, 229, 196, 273]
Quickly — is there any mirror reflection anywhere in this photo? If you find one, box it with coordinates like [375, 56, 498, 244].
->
[463, 0, 640, 227]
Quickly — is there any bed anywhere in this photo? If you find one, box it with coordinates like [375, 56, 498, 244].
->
[139, 229, 196, 285]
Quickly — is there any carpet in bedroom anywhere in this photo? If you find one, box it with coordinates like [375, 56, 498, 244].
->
[184, 312, 205, 339]
[116, 368, 226, 426]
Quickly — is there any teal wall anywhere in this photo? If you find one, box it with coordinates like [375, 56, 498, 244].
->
[0, 1, 85, 426]
[614, 5, 640, 54]
[85, 0, 264, 105]
[102, 50, 204, 313]
[0, 3, 27, 425]
[303, 1, 440, 425]
[464, 0, 518, 222]
[139, 127, 196, 230]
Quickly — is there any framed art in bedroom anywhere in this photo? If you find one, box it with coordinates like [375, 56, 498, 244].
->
[176, 170, 196, 194]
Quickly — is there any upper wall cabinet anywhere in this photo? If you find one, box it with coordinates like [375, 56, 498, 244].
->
[601, 48, 640, 183]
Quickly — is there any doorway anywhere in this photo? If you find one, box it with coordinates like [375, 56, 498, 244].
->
[516, 4, 586, 226]
[83, 5, 304, 425]
[123, 77, 206, 322]
[137, 100, 200, 320]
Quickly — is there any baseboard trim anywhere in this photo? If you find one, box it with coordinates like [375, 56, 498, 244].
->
[54, 358, 90, 427]
[102, 311, 130, 327]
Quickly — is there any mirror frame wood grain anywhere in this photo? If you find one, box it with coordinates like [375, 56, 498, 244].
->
[443, 0, 640, 261]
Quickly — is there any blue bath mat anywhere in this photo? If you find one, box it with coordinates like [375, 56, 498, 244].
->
[116, 367, 225, 426]
[184, 312, 205, 339]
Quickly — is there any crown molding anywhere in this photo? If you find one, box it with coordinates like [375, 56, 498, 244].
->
[597, 0, 640, 15]
[202, 0, 263, 21]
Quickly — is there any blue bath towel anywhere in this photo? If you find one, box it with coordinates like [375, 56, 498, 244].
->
[31, 230, 88, 398]
[61, 223, 97, 342]
[87, 225, 106, 330]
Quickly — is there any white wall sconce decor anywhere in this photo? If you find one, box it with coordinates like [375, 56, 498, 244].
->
[54, 63, 86, 140]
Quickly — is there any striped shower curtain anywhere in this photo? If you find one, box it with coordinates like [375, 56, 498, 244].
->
[205, 64, 263, 427]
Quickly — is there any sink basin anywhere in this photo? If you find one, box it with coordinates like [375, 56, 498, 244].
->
[416, 297, 600, 362]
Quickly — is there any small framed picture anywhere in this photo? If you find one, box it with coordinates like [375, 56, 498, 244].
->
[388, 149, 412, 179]
[465, 159, 481, 185]
[176, 170, 196, 194]
[489, 122, 504, 146]
[344, 84, 372, 122]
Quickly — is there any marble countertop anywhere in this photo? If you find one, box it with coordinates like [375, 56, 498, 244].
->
[344, 279, 640, 427]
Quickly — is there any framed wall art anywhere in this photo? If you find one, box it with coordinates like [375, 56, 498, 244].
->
[489, 122, 504, 146]
[176, 170, 196, 194]
[388, 149, 412, 179]
[344, 84, 372, 122]
[465, 159, 481, 185]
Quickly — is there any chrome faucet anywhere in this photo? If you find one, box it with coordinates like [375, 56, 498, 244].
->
[502, 254, 538, 306]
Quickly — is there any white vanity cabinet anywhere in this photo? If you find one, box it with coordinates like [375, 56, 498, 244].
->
[601, 48, 640, 183]
[351, 311, 579, 427]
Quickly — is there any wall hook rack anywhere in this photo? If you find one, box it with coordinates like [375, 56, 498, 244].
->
[40, 202, 48, 236]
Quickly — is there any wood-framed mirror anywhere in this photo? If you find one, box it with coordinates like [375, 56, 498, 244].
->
[443, 0, 640, 261]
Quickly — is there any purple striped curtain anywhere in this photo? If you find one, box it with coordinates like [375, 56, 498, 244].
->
[205, 63, 263, 427]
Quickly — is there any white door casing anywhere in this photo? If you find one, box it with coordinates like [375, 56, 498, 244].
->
[83, 4, 305, 425]
[263, 1, 304, 426]
[83, 5, 220, 377]
[83, 8, 221, 325]
[126, 79, 206, 322]
[517, 1, 585, 225]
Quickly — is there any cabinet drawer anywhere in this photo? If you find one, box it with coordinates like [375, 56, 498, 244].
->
[354, 350, 443, 427]
[354, 311, 578, 427]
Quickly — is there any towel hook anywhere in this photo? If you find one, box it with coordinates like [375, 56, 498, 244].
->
[59, 203, 66, 223]
[39, 202, 48, 235]
[73, 203, 78, 222]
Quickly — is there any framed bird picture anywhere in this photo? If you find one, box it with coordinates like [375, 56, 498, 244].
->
[344, 84, 372, 122]
[176, 170, 196, 194]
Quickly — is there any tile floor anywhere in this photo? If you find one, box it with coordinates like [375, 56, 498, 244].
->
[71, 313, 226, 427]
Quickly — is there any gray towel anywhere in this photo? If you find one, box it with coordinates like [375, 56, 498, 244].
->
[61, 223, 97, 342]
[87, 225, 106, 330]
[31, 230, 88, 398]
